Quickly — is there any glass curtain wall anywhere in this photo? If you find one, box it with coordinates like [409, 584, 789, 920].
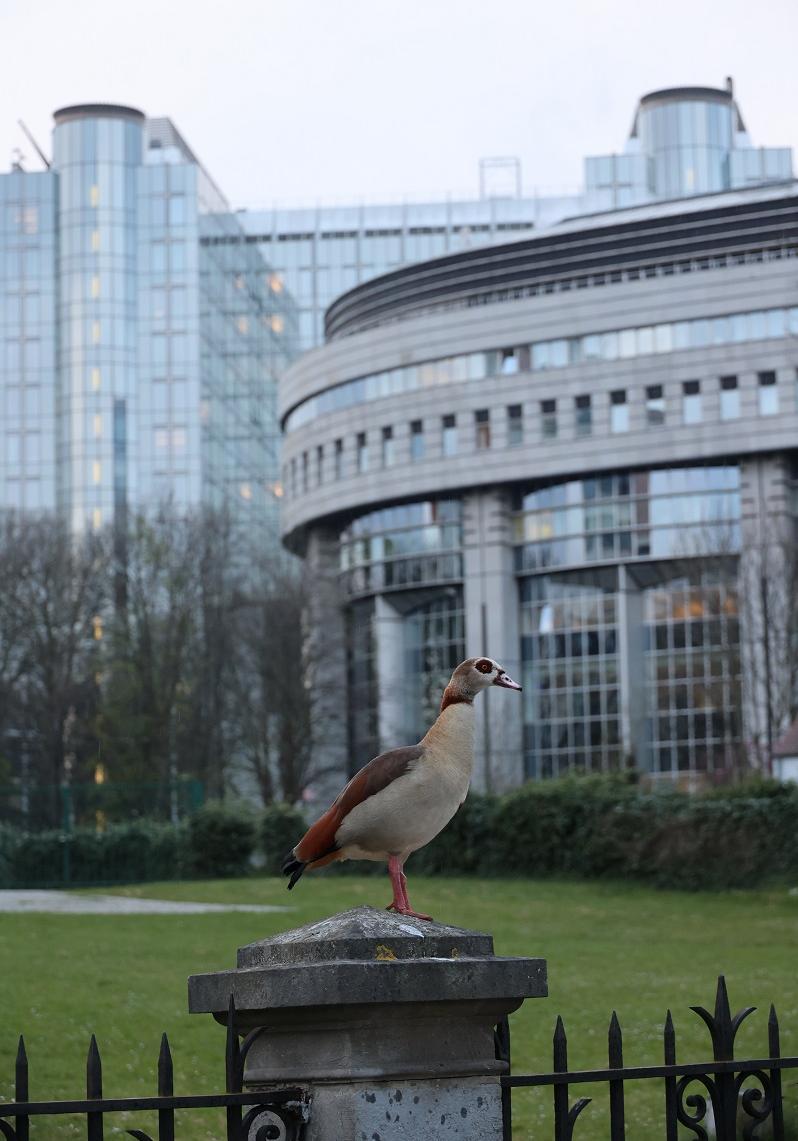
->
[53, 107, 144, 534]
[402, 591, 465, 740]
[0, 171, 58, 512]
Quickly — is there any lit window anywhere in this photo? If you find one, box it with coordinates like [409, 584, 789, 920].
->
[240, 482, 252, 500]
[575, 395, 592, 436]
[91, 230, 100, 252]
[646, 385, 665, 426]
[541, 399, 557, 439]
[236, 316, 249, 335]
[758, 371, 778, 416]
[269, 273, 284, 293]
[93, 414, 102, 437]
[442, 414, 457, 456]
[475, 409, 490, 449]
[507, 405, 523, 446]
[683, 381, 702, 425]
[719, 376, 739, 421]
[90, 185, 99, 207]
[90, 275, 100, 299]
[382, 425, 395, 466]
[92, 460, 101, 484]
[91, 368, 101, 391]
[91, 508, 102, 531]
[91, 321, 101, 344]
[271, 481, 284, 498]
[271, 315, 284, 334]
[410, 420, 424, 460]
[92, 615, 103, 640]
[610, 390, 628, 433]
[356, 432, 368, 473]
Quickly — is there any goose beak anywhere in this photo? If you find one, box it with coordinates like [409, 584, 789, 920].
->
[494, 671, 522, 691]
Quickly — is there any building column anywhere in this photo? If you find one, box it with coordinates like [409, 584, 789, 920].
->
[617, 564, 645, 768]
[303, 527, 350, 808]
[374, 594, 406, 751]
[462, 489, 523, 792]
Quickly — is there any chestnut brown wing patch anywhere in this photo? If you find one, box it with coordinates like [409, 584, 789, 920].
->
[294, 745, 423, 864]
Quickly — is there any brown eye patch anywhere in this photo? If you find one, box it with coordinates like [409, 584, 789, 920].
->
[476, 658, 493, 673]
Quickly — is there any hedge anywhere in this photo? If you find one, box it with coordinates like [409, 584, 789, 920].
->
[1, 777, 796, 890]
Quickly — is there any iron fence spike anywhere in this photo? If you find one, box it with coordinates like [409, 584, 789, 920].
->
[16, 1035, 27, 1065]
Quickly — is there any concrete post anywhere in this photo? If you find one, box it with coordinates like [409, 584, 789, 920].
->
[189, 905, 546, 1141]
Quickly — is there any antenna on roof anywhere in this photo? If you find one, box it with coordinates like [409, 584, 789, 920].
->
[11, 148, 24, 172]
[17, 120, 51, 170]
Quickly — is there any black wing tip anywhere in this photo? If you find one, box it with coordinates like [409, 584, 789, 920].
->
[282, 853, 306, 890]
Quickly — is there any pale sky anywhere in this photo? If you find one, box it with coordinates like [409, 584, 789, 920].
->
[2, 0, 797, 209]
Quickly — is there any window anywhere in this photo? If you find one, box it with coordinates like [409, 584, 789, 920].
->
[302, 451, 308, 492]
[316, 444, 324, 485]
[334, 438, 343, 479]
[442, 414, 457, 457]
[410, 419, 425, 460]
[475, 409, 490, 449]
[646, 385, 665, 426]
[541, 399, 557, 439]
[356, 432, 369, 473]
[575, 395, 592, 437]
[683, 381, 702, 425]
[381, 425, 394, 467]
[720, 376, 740, 421]
[500, 348, 519, 375]
[507, 405, 523, 447]
[758, 371, 778, 416]
[610, 390, 629, 433]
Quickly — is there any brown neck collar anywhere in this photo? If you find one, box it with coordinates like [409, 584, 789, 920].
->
[440, 684, 474, 713]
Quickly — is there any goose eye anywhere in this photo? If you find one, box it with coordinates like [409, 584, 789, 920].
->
[476, 658, 493, 673]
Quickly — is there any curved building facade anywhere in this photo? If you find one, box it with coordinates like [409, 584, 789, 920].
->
[280, 185, 798, 795]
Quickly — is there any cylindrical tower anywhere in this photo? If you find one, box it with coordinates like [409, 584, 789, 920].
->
[52, 103, 144, 532]
[634, 85, 738, 199]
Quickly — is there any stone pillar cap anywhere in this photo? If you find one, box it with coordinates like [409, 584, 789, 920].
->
[188, 905, 546, 1017]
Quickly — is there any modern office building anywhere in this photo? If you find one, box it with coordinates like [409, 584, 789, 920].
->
[0, 104, 296, 539]
[240, 79, 792, 352]
[279, 183, 798, 795]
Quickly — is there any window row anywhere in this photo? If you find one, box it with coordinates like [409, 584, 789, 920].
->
[283, 304, 798, 432]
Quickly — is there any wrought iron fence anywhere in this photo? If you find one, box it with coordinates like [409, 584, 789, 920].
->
[498, 975, 798, 1139]
[0, 996, 310, 1140]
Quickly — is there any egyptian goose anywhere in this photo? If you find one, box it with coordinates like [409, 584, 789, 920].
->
[282, 657, 521, 920]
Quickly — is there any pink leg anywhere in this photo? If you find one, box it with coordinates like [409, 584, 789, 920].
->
[386, 856, 433, 921]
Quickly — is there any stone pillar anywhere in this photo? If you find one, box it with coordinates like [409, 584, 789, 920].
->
[303, 526, 350, 807]
[462, 489, 523, 791]
[189, 906, 546, 1141]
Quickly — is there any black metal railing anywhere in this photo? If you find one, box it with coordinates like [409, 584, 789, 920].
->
[0, 996, 310, 1140]
[498, 975, 798, 1140]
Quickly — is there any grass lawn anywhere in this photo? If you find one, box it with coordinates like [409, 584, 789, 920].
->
[1, 874, 797, 1138]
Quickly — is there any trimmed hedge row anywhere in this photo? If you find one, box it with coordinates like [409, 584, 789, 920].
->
[2, 778, 797, 890]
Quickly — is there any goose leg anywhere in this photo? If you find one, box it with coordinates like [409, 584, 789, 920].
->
[386, 856, 432, 921]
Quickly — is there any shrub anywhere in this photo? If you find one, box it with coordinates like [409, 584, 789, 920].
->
[413, 793, 498, 875]
[260, 802, 308, 874]
[185, 800, 256, 878]
[0, 823, 19, 887]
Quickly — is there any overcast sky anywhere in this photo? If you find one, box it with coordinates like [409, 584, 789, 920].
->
[2, 0, 796, 209]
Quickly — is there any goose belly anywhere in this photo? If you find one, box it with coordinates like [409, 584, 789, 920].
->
[335, 767, 468, 859]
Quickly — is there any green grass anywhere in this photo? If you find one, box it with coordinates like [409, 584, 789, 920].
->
[1, 875, 797, 1138]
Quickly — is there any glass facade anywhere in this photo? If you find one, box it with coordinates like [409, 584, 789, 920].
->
[521, 572, 621, 778]
[0, 170, 58, 513]
[0, 106, 297, 542]
[284, 305, 798, 433]
[340, 499, 462, 597]
[403, 591, 465, 741]
[643, 570, 741, 775]
[514, 467, 740, 573]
